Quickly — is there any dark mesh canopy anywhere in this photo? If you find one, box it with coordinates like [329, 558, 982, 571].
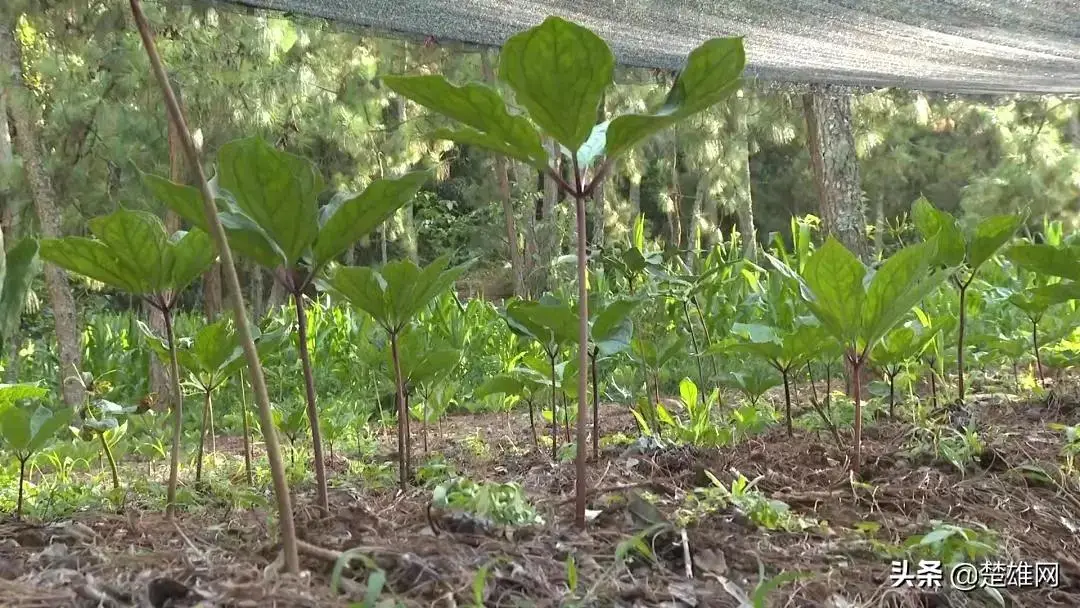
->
[211, 0, 1080, 94]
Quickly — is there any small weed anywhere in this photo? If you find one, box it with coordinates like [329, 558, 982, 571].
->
[432, 477, 543, 526]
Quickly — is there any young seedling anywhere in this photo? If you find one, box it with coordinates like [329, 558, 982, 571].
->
[475, 365, 549, 447]
[140, 315, 287, 483]
[147, 137, 428, 512]
[0, 384, 64, 519]
[386, 15, 745, 527]
[588, 296, 638, 458]
[911, 198, 1022, 401]
[870, 322, 943, 418]
[39, 209, 214, 517]
[1004, 243, 1080, 388]
[324, 255, 469, 489]
[767, 236, 951, 474]
[726, 321, 827, 436]
[503, 297, 577, 459]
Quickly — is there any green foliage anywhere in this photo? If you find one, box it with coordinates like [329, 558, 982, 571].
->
[150, 137, 429, 277]
[768, 236, 949, 360]
[432, 477, 543, 526]
[39, 209, 214, 296]
[325, 255, 470, 334]
[0, 238, 40, 343]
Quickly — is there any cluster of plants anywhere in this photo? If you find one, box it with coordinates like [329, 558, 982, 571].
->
[4, 18, 1080, 597]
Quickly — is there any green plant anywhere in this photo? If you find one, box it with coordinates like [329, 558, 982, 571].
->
[871, 322, 942, 417]
[150, 137, 428, 512]
[767, 236, 951, 473]
[386, 15, 746, 528]
[726, 320, 827, 435]
[40, 209, 214, 517]
[0, 384, 66, 518]
[911, 197, 1022, 400]
[432, 477, 543, 526]
[324, 255, 469, 488]
[904, 521, 998, 564]
[141, 315, 286, 483]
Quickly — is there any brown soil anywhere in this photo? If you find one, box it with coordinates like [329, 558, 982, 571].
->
[3, 396, 1080, 607]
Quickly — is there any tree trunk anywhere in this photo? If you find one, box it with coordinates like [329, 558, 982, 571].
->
[0, 91, 23, 383]
[204, 261, 222, 321]
[481, 50, 524, 297]
[804, 85, 869, 398]
[1, 26, 84, 407]
[250, 263, 265, 319]
[802, 85, 868, 261]
[532, 139, 560, 295]
[728, 92, 757, 260]
[669, 139, 682, 248]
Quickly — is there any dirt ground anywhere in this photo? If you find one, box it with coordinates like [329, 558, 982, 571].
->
[3, 393, 1080, 607]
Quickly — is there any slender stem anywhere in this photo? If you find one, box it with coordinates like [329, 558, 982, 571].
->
[390, 331, 408, 490]
[682, 301, 705, 396]
[100, 432, 120, 491]
[782, 369, 793, 437]
[806, 361, 819, 405]
[888, 372, 896, 419]
[163, 306, 184, 517]
[527, 397, 537, 447]
[196, 389, 211, 482]
[550, 354, 558, 460]
[572, 171, 590, 530]
[957, 282, 968, 401]
[851, 355, 864, 475]
[1032, 319, 1045, 388]
[693, 298, 718, 379]
[239, 369, 252, 485]
[590, 351, 600, 460]
[293, 291, 329, 512]
[17, 457, 26, 519]
[128, 0, 299, 572]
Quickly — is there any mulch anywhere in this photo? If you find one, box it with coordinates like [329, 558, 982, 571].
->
[3, 393, 1080, 607]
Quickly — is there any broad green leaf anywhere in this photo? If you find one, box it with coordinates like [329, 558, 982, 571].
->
[523, 300, 578, 347]
[217, 137, 323, 266]
[144, 172, 283, 268]
[382, 75, 547, 167]
[217, 210, 287, 269]
[0, 406, 31, 451]
[801, 237, 865, 345]
[39, 237, 142, 293]
[475, 375, 528, 399]
[574, 121, 609, 168]
[0, 238, 39, 341]
[968, 215, 1022, 270]
[911, 197, 964, 266]
[28, 406, 71, 453]
[398, 256, 471, 324]
[0, 384, 50, 408]
[499, 16, 614, 152]
[731, 322, 781, 344]
[166, 230, 216, 291]
[863, 239, 947, 350]
[88, 209, 169, 292]
[591, 298, 637, 356]
[325, 266, 390, 329]
[313, 171, 429, 267]
[382, 259, 424, 329]
[678, 378, 698, 408]
[141, 173, 210, 233]
[1006, 244, 1080, 282]
[193, 318, 241, 374]
[605, 37, 744, 159]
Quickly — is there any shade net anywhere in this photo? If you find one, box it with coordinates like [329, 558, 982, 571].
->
[212, 0, 1080, 95]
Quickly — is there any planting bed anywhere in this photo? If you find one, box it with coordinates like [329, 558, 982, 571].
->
[3, 394, 1080, 608]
